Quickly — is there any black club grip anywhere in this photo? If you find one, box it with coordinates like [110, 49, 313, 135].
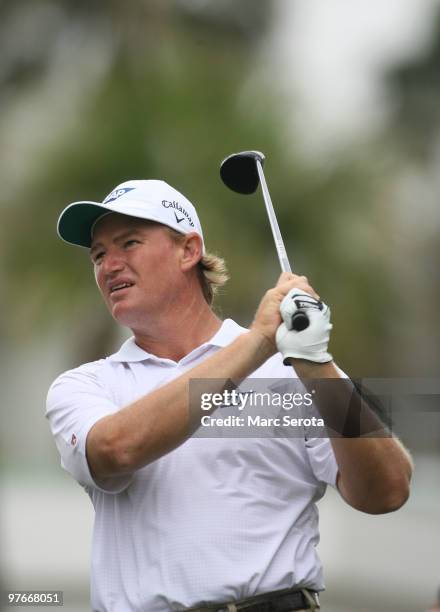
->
[291, 311, 310, 331]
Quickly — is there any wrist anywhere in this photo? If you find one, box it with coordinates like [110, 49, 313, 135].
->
[246, 328, 277, 362]
[287, 358, 338, 379]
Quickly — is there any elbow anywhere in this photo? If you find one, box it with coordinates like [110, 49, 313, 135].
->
[361, 474, 412, 515]
[103, 432, 140, 475]
[340, 467, 412, 515]
[371, 479, 411, 514]
[87, 423, 137, 479]
[362, 445, 413, 514]
[103, 441, 130, 475]
[377, 454, 413, 514]
[339, 443, 414, 515]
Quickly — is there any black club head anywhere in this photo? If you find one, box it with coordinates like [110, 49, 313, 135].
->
[220, 150, 265, 194]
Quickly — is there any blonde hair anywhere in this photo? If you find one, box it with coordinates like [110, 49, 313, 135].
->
[165, 227, 229, 305]
[197, 251, 229, 305]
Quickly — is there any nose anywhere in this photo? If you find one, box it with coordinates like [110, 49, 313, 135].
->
[100, 249, 126, 278]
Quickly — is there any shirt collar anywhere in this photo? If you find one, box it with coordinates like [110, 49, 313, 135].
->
[108, 318, 247, 364]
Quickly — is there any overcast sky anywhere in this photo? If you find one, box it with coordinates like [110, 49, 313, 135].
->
[268, 0, 439, 152]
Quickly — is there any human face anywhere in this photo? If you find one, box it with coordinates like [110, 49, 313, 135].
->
[90, 213, 185, 329]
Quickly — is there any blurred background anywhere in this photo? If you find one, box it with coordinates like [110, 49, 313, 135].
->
[1, 0, 439, 610]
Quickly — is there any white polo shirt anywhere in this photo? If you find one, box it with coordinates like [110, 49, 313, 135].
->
[46, 319, 338, 612]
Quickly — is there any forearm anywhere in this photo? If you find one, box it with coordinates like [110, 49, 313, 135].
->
[290, 359, 413, 514]
[87, 330, 273, 478]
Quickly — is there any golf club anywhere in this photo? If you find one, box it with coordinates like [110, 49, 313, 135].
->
[220, 150, 310, 332]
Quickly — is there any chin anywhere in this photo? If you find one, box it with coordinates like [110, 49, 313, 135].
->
[110, 303, 134, 326]
[111, 305, 149, 331]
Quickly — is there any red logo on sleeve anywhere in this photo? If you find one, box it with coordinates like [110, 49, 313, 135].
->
[70, 434, 77, 446]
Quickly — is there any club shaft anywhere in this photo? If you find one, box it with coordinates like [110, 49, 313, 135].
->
[256, 160, 292, 273]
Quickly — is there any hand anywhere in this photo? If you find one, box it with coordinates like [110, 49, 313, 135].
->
[276, 288, 333, 364]
[251, 273, 319, 354]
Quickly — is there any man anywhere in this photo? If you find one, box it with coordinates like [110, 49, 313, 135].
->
[47, 179, 412, 612]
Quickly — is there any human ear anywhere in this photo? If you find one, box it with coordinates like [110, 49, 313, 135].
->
[180, 233, 203, 271]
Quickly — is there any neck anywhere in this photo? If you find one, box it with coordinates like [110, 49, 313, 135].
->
[131, 293, 222, 362]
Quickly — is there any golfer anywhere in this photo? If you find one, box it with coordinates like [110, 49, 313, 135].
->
[47, 179, 412, 612]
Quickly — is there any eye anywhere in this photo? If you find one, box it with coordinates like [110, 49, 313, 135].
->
[124, 239, 139, 249]
[92, 251, 105, 264]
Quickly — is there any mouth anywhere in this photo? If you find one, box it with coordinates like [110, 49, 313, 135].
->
[109, 282, 134, 295]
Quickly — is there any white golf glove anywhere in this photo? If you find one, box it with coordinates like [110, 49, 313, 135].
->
[276, 288, 333, 364]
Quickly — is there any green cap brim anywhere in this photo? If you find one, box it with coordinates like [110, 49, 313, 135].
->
[57, 202, 112, 248]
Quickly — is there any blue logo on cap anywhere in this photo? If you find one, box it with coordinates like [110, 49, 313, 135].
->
[103, 187, 135, 205]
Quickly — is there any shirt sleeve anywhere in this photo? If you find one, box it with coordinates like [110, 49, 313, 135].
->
[304, 436, 338, 487]
[46, 363, 133, 494]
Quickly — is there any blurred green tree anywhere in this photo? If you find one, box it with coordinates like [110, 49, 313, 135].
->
[381, 11, 440, 381]
[0, 0, 396, 378]
[387, 11, 440, 160]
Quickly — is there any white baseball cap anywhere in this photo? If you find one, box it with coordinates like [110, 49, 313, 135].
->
[57, 179, 204, 249]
